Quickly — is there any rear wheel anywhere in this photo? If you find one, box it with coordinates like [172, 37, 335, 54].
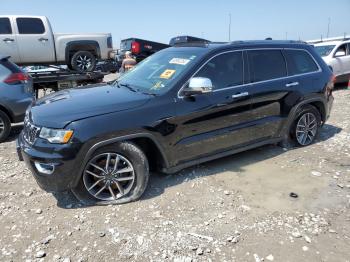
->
[70, 51, 96, 72]
[291, 105, 321, 146]
[72, 142, 149, 205]
[0, 110, 11, 143]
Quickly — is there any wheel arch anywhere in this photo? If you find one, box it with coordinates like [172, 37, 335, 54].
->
[74, 133, 169, 188]
[0, 104, 14, 123]
[65, 40, 101, 63]
[280, 98, 327, 138]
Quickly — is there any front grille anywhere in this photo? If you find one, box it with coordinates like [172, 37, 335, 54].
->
[23, 117, 40, 145]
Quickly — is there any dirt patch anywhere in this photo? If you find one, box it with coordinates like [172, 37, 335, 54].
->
[0, 86, 349, 262]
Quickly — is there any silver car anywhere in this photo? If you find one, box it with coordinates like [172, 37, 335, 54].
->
[0, 55, 34, 142]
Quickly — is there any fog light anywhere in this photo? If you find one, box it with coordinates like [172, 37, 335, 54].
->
[34, 162, 55, 175]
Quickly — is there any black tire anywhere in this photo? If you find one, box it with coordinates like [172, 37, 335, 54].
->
[0, 110, 11, 143]
[290, 104, 321, 147]
[70, 51, 96, 72]
[72, 142, 149, 206]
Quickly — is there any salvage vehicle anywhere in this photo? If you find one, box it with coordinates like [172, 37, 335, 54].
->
[0, 15, 113, 72]
[314, 39, 350, 83]
[17, 40, 334, 205]
[0, 55, 34, 142]
[116, 38, 169, 69]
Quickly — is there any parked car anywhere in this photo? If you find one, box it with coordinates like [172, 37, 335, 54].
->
[313, 40, 350, 83]
[116, 38, 169, 69]
[0, 55, 34, 142]
[0, 15, 113, 72]
[169, 35, 210, 46]
[17, 40, 334, 205]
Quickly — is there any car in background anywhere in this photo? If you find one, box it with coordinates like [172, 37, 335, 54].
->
[314, 40, 350, 83]
[0, 55, 34, 142]
[116, 38, 170, 69]
[17, 40, 334, 205]
[0, 15, 113, 72]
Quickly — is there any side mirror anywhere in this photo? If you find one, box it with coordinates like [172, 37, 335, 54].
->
[182, 77, 213, 96]
[334, 50, 346, 57]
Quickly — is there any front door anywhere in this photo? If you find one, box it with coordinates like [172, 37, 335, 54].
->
[0, 17, 20, 62]
[173, 51, 255, 165]
[14, 17, 55, 64]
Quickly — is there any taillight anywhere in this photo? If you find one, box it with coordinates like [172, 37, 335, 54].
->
[107, 36, 113, 48]
[331, 74, 336, 85]
[131, 41, 140, 54]
[4, 72, 29, 85]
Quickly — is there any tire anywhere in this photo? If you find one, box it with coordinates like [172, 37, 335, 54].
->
[70, 51, 96, 72]
[0, 110, 11, 143]
[290, 105, 321, 147]
[72, 142, 149, 206]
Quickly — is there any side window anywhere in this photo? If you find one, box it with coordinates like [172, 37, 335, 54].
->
[248, 50, 287, 82]
[284, 49, 319, 75]
[0, 18, 12, 34]
[194, 52, 243, 90]
[334, 44, 347, 56]
[16, 18, 45, 34]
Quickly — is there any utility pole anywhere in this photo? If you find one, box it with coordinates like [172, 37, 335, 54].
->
[327, 17, 330, 38]
[228, 13, 231, 42]
[285, 32, 288, 40]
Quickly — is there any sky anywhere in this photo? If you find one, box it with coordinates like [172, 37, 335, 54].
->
[1, 0, 350, 47]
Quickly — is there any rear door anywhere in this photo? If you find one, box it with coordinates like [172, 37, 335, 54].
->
[0, 17, 21, 62]
[246, 49, 290, 141]
[331, 43, 350, 76]
[173, 51, 255, 164]
[15, 17, 55, 63]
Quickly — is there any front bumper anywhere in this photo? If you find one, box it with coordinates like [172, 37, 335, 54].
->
[16, 133, 84, 192]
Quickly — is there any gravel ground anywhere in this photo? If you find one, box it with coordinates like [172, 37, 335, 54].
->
[0, 84, 349, 262]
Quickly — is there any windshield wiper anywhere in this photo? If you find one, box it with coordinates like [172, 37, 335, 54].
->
[117, 82, 137, 92]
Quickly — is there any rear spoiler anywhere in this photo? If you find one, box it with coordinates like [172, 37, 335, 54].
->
[0, 55, 10, 61]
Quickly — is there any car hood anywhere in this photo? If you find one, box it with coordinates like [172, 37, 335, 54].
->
[30, 84, 151, 128]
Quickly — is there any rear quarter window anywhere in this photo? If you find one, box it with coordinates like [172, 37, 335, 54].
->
[16, 18, 45, 34]
[0, 18, 12, 34]
[284, 49, 319, 75]
[248, 50, 287, 82]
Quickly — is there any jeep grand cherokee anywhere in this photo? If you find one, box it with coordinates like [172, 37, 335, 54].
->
[17, 40, 334, 205]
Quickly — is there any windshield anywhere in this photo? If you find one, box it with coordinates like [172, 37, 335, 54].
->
[116, 48, 207, 95]
[314, 45, 335, 57]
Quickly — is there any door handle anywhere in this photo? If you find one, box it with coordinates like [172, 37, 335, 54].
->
[232, 92, 249, 98]
[286, 81, 299, 87]
[3, 38, 14, 42]
[38, 38, 48, 42]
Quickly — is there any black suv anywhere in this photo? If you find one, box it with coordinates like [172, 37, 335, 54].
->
[17, 41, 334, 205]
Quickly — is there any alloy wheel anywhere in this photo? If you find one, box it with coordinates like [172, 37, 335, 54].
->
[296, 112, 318, 146]
[76, 55, 92, 71]
[83, 153, 135, 201]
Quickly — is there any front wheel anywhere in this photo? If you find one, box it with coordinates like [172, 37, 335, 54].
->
[70, 51, 96, 72]
[291, 105, 321, 146]
[72, 142, 149, 205]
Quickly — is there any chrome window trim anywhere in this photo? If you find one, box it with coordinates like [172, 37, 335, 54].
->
[177, 47, 322, 98]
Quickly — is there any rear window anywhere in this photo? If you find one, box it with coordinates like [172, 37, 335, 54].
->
[120, 40, 133, 51]
[314, 45, 335, 57]
[284, 49, 319, 75]
[248, 50, 287, 82]
[0, 18, 12, 34]
[17, 18, 45, 34]
[0, 63, 12, 82]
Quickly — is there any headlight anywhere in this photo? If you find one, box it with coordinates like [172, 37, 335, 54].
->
[39, 127, 73, 144]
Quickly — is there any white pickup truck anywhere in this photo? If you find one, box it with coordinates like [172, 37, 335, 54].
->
[0, 15, 113, 72]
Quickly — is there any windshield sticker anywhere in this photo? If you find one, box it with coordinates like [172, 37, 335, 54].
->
[169, 58, 190, 65]
[151, 81, 165, 90]
[160, 69, 176, 79]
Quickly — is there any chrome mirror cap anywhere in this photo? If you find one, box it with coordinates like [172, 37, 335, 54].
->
[182, 77, 213, 96]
